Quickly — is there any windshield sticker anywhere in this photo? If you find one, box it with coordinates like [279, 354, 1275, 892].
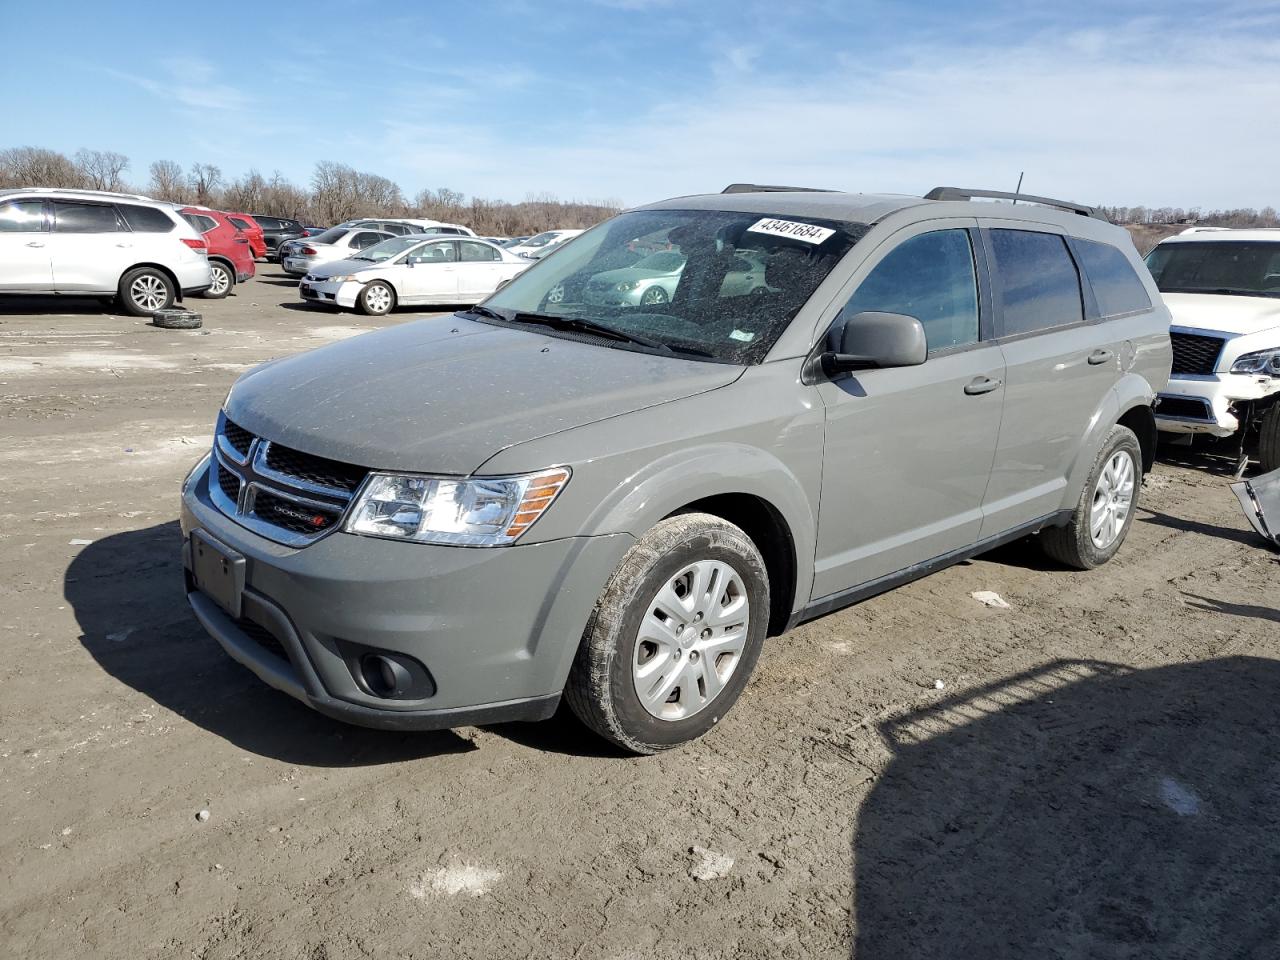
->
[746, 218, 835, 245]
[729, 329, 756, 342]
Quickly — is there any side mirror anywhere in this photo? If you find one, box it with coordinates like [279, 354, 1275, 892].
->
[816, 311, 927, 379]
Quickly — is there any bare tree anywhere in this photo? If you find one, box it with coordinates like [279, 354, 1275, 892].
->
[224, 169, 267, 212]
[0, 146, 86, 188]
[74, 149, 130, 191]
[147, 159, 187, 201]
[189, 162, 222, 205]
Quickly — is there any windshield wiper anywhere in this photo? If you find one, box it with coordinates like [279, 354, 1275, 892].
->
[461, 304, 508, 322]
[1161, 286, 1279, 298]
[349, 255, 374, 262]
[510, 312, 672, 352]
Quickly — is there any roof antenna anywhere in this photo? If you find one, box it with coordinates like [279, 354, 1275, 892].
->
[1012, 171, 1024, 204]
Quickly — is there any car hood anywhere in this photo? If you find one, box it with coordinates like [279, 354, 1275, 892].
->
[1164, 292, 1280, 337]
[224, 315, 742, 474]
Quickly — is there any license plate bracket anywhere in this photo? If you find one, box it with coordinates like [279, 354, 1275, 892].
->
[191, 530, 246, 619]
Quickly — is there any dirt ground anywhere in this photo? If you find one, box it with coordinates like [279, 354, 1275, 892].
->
[1, 273, 1277, 960]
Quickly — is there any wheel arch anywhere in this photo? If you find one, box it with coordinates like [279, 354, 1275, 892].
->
[1117, 402, 1157, 474]
[121, 262, 182, 301]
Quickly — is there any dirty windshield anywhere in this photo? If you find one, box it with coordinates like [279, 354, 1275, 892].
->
[478, 209, 865, 363]
[1145, 241, 1280, 298]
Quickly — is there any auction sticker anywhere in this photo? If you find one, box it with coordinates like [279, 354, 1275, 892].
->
[746, 218, 835, 244]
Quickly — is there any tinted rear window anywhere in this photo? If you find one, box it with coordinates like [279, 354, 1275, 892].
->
[227, 216, 251, 231]
[52, 201, 123, 233]
[118, 204, 175, 233]
[1074, 239, 1151, 317]
[988, 229, 1083, 336]
[253, 216, 281, 230]
[181, 213, 218, 234]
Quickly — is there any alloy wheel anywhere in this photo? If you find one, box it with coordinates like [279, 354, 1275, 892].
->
[130, 274, 168, 312]
[1090, 449, 1135, 549]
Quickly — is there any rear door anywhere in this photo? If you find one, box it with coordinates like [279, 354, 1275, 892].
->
[978, 223, 1123, 536]
[455, 240, 505, 300]
[48, 200, 131, 292]
[811, 220, 1006, 598]
[0, 199, 53, 291]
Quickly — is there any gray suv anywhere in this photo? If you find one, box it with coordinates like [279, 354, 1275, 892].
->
[180, 185, 1171, 753]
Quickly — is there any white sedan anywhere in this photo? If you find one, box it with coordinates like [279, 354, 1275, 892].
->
[280, 227, 396, 277]
[298, 236, 533, 315]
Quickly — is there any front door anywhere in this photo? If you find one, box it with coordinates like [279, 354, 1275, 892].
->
[0, 199, 53, 290]
[47, 200, 132, 292]
[812, 222, 1005, 599]
[399, 240, 459, 303]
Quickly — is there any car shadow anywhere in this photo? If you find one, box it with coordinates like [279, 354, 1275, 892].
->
[255, 277, 299, 287]
[1137, 507, 1264, 548]
[0, 295, 116, 316]
[853, 657, 1280, 958]
[64, 521, 475, 765]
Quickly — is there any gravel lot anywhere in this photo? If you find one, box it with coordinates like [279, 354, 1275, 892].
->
[2, 272, 1277, 959]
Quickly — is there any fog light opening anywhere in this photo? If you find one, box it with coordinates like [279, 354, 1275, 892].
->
[361, 654, 411, 698]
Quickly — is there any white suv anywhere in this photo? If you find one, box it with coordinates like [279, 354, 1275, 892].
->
[1146, 227, 1280, 470]
[0, 188, 213, 315]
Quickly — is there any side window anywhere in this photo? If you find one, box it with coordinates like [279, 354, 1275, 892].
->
[52, 201, 123, 233]
[988, 230, 1083, 336]
[181, 213, 217, 234]
[0, 200, 46, 232]
[1073, 239, 1152, 317]
[227, 216, 250, 231]
[352, 232, 386, 249]
[118, 204, 175, 233]
[408, 242, 457, 263]
[254, 217, 281, 230]
[438, 227, 463, 236]
[841, 229, 980, 351]
[459, 240, 499, 262]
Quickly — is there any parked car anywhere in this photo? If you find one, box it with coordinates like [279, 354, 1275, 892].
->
[249, 215, 306, 260]
[506, 229, 584, 259]
[223, 212, 267, 259]
[299, 236, 532, 314]
[339, 218, 477, 237]
[278, 227, 396, 277]
[503, 236, 531, 247]
[0, 187, 211, 315]
[181, 184, 1169, 753]
[300, 225, 330, 237]
[576, 249, 771, 308]
[179, 206, 255, 299]
[1145, 228, 1280, 470]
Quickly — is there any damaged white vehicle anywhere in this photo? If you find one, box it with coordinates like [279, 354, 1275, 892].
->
[1146, 228, 1280, 471]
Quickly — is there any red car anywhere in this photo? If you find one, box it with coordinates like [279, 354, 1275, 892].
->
[179, 206, 256, 298]
[224, 212, 267, 260]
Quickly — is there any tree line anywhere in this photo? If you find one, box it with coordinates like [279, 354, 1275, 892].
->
[0, 146, 621, 236]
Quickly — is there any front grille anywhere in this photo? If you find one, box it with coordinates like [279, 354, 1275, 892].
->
[222, 418, 253, 457]
[1170, 332, 1225, 376]
[210, 417, 368, 547]
[1157, 396, 1212, 420]
[265, 444, 367, 493]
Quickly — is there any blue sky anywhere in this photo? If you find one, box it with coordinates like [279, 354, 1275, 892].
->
[5, 0, 1279, 209]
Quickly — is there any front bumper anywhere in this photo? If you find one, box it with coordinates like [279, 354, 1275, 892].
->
[281, 256, 313, 277]
[300, 278, 362, 309]
[180, 460, 633, 730]
[1157, 374, 1280, 436]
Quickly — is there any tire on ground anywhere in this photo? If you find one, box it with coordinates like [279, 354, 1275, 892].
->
[1041, 424, 1142, 570]
[151, 309, 203, 330]
[565, 512, 770, 754]
[118, 267, 176, 317]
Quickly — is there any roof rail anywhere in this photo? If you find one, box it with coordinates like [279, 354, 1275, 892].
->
[924, 186, 1104, 220]
[722, 183, 836, 194]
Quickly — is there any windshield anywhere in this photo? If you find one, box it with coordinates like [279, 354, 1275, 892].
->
[310, 228, 349, 245]
[354, 236, 422, 262]
[478, 208, 865, 363]
[1145, 241, 1280, 298]
[520, 231, 562, 247]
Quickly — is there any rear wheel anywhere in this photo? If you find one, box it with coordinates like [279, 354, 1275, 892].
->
[200, 262, 233, 299]
[357, 280, 396, 316]
[1041, 425, 1141, 569]
[1258, 404, 1280, 473]
[118, 267, 175, 316]
[565, 513, 769, 754]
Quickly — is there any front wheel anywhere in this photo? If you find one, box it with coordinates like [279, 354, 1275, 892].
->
[118, 267, 175, 316]
[640, 285, 669, 307]
[565, 513, 769, 754]
[1258, 403, 1280, 473]
[357, 280, 396, 316]
[1041, 425, 1141, 569]
[200, 262, 233, 299]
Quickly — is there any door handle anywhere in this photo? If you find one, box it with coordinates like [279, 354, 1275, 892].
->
[116, 243, 133, 248]
[25, 241, 45, 248]
[1088, 349, 1114, 365]
[964, 376, 1002, 396]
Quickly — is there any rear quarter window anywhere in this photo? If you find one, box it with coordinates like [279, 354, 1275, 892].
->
[988, 229, 1083, 337]
[118, 204, 176, 233]
[181, 213, 218, 234]
[1073, 239, 1151, 317]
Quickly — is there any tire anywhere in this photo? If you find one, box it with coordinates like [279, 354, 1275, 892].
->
[565, 513, 770, 754]
[1041, 425, 1142, 569]
[200, 262, 233, 299]
[357, 280, 396, 316]
[640, 285, 669, 307]
[151, 309, 202, 330]
[1258, 404, 1280, 473]
[118, 267, 175, 316]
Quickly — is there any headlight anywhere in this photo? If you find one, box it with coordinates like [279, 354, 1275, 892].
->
[182, 452, 211, 493]
[1230, 348, 1280, 376]
[344, 467, 570, 546]
[324, 275, 363, 283]
[615, 281, 639, 291]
